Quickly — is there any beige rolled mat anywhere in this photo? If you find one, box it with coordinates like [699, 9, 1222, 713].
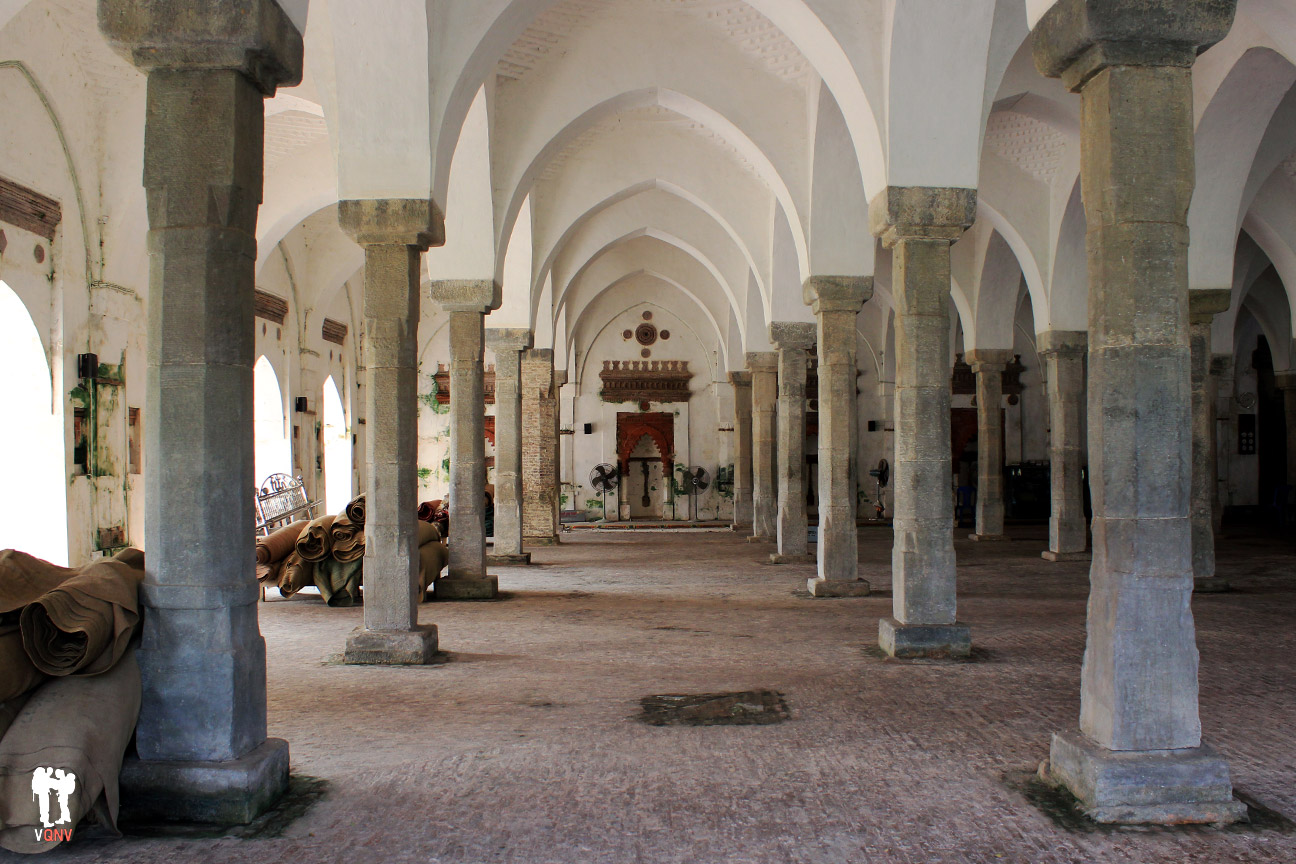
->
[0, 551, 78, 617]
[277, 552, 314, 599]
[0, 648, 140, 853]
[19, 559, 144, 678]
[329, 516, 365, 564]
[418, 542, 448, 597]
[256, 520, 309, 565]
[417, 521, 441, 546]
[294, 514, 337, 563]
[0, 626, 45, 704]
[111, 548, 145, 570]
[345, 493, 366, 527]
[314, 558, 363, 607]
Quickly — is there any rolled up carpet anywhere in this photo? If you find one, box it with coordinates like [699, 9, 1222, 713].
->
[418, 541, 448, 598]
[277, 552, 314, 599]
[314, 558, 363, 607]
[329, 516, 365, 564]
[417, 521, 441, 546]
[256, 520, 309, 565]
[0, 693, 30, 742]
[0, 551, 78, 619]
[0, 625, 45, 704]
[417, 501, 436, 523]
[0, 648, 140, 853]
[294, 514, 337, 563]
[111, 548, 144, 570]
[345, 493, 366, 527]
[19, 559, 144, 678]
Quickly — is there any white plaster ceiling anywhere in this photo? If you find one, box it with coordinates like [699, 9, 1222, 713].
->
[983, 110, 1066, 185]
[41, 0, 138, 105]
[265, 110, 329, 169]
[497, 0, 809, 85]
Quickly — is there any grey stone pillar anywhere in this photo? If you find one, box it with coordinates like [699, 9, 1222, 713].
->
[1278, 372, 1296, 488]
[340, 201, 443, 661]
[728, 371, 754, 530]
[1190, 290, 1230, 589]
[1039, 331, 1089, 560]
[747, 351, 778, 541]
[769, 323, 816, 563]
[967, 349, 1014, 541]
[431, 281, 500, 599]
[522, 349, 560, 545]
[806, 277, 873, 596]
[869, 186, 976, 659]
[486, 328, 533, 565]
[1034, 0, 1246, 824]
[99, 0, 301, 823]
[1210, 354, 1233, 534]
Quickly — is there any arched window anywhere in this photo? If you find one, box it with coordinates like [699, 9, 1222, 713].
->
[0, 281, 67, 564]
[322, 376, 352, 513]
[253, 355, 291, 484]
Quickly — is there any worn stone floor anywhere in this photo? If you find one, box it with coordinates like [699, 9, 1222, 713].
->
[36, 526, 1296, 863]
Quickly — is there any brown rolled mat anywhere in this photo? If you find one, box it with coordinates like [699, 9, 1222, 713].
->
[19, 559, 143, 678]
[314, 558, 363, 607]
[111, 548, 144, 570]
[0, 550, 78, 617]
[294, 514, 337, 563]
[417, 501, 436, 523]
[255, 558, 288, 587]
[418, 542, 448, 597]
[417, 521, 441, 546]
[329, 516, 365, 563]
[345, 494, 366, 527]
[0, 626, 46, 704]
[256, 520, 309, 565]
[0, 648, 140, 853]
[277, 552, 314, 599]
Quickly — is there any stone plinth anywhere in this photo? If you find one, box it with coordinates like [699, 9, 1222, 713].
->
[342, 625, 440, 665]
[747, 352, 778, 540]
[808, 579, 871, 598]
[878, 618, 971, 659]
[1038, 331, 1088, 559]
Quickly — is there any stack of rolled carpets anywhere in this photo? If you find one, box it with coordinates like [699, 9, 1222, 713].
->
[255, 520, 309, 591]
[330, 515, 364, 563]
[345, 493, 366, 526]
[417, 522, 448, 600]
[295, 514, 337, 563]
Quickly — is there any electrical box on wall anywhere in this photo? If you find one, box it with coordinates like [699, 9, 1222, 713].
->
[584, 423, 593, 435]
[76, 353, 98, 380]
[294, 396, 309, 413]
[1238, 414, 1256, 455]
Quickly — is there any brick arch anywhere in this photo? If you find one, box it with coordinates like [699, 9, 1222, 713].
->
[617, 412, 674, 475]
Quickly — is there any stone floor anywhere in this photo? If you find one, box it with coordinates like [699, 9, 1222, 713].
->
[43, 526, 1296, 863]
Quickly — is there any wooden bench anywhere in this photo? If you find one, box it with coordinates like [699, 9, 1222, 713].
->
[255, 473, 319, 537]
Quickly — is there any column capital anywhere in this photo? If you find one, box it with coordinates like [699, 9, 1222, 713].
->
[745, 351, 778, 373]
[430, 279, 500, 314]
[485, 328, 533, 352]
[803, 276, 874, 313]
[339, 198, 444, 250]
[1033, 0, 1237, 91]
[99, 0, 304, 94]
[1276, 371, 1296, 392]
[727, 371, 752, 386]
[868, 186, 977, 247]
[768, 321, 816, 350]
[1037, 329, 1088, 358]
[1188, 288, 1232, 325]
[554, 369, 568, 388]
[965, 348, 1015, 372]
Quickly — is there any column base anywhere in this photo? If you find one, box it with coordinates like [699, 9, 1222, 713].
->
[119, 738, 289, 826]
[1048, 730, 1247, 825]
[524, 536, 561, 547]
[730, 523, 751, 533]
[878, 618, 972, 659]
[487, 552, 532, 566]
[769, 552, 814, 564]
[1193, 576, 1232, 594]
[343, 625, 440, 665]
[435, 575, 500, 600]
[746, 535, 773, 544]
[1042, 550, 1090, 562]
[969, 533, 1010, 542]
[808, 578, 871, 597]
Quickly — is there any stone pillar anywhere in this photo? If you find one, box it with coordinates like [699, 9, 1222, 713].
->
[1211, 354, 1233, 533]
[1190, 290, 1231, 590]
[869, 186, 976, 659]
[522, 349, 560, 545]
[486, 328, 533, 565]
[966, 349, 1014, 541]
[430, 281, 500, 599]
[99, 0, 301, 823]
[1278, 372, 1296, 488]
[339, 201, 443, 660]
[1034, 0, 1246, 824]
[747, 351, 778, 541]
[768, 323, 816, 563]
[1039, 331, 1089, 561]
[728, 371, 754, 530]
[806, 277, 873, 597]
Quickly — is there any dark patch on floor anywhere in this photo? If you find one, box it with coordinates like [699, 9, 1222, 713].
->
[862, 645, 995, 664]
[119, 775, 328, 840]
[637, 690, 790, 726]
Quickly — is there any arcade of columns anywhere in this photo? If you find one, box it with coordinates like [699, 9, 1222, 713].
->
[101, 0, 1251, 830]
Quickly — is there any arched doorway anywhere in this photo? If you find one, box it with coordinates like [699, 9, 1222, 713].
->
[626, 434, 666, 520]
[254, 356, 291, 485]
[322, 376, 351, 514]
[0, 281, 67, 564]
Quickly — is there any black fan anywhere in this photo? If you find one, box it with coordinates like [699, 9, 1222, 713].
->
[589, 463, 619, 520]
[684, 466, 709, 521]
[868, 459, 890, 520]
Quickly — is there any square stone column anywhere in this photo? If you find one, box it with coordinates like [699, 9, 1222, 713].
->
[728, 371, 754, 529]
[431, 280, 500, 600]
[1039, 331, 1089, 560]
[98, 0, 301, 824]
[966, 349, 1014, 541]
[869, 186, 976, 659]
[340, 200, 444, 658]
[486, 328, 533, 565]
[1210, 354, 1233, 534]
[806, 277, 873, 597]
[1189, 290, 1230, 588]
[522, 349, 560, 545]
[1277, 372, 1296, 488]
[769, 322, 817, 563]
[746, 352, 779, 541]
[1034, 0, 1245, 824]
